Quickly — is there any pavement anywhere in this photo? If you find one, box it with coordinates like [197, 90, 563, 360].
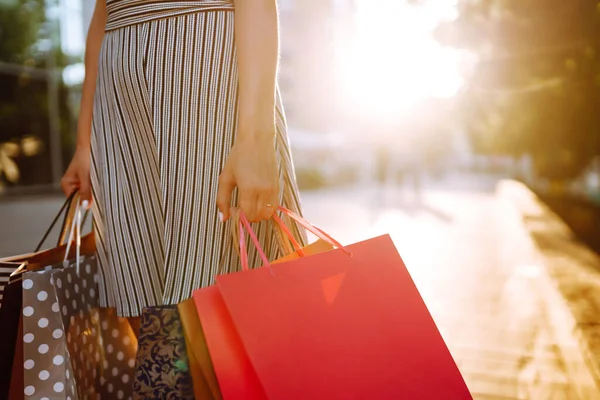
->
[1, 173, 599, 399]
[498, 181, 600, 398]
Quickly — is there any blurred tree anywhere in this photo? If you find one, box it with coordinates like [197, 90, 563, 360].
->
[0, 0, 72, 190]
[0, 0, 45, 64]
[436, 0, 600, 180]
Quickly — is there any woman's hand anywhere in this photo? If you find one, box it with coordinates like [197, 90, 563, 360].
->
[217, 131, 279, 223]
[223, 0, 281, 222]
[61, 147, 92, 203]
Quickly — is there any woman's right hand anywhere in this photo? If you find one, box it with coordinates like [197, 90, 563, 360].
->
[61, 147, 92, 202]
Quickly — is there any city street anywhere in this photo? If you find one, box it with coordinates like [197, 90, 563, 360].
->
[1, 175, 598, 399]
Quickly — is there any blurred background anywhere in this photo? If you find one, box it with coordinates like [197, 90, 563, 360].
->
[1, 0, 599, 198]
[1, 0, 600, 398]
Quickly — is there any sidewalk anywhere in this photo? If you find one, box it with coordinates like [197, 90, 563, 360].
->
[0, 194, 69, 257]
[301, 183, 598, 399]
[1, 179, 599, 399]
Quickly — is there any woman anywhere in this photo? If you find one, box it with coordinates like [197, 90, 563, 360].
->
[60, 0, 306, 331]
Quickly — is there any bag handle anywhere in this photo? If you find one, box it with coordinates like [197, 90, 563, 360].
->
[237, 207, 351, 272]
[58, 194, 91, 245]
[34, 190, 83, 252]
[271, 213, 305, 257]
[238, 212, 271, 272]
[275, 207, 349, 254]
[63, 199, 86, 271]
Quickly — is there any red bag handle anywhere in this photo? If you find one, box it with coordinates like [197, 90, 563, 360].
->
[271, 213, 305, 257]
[238, 212, 271, 272]
[276, 206, 350, 254]
[237, 207, 351, 272]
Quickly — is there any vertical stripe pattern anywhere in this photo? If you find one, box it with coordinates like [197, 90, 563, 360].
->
[91, 1, 307, 317]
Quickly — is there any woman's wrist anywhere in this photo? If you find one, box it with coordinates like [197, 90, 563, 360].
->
[237, 112, 276, 141]
[75, 132, 91, 152]
[236, 127, 276, 144]
[75, 109, 92, 151]
[237, 85, 276, 132]
[75, 143, 91, 153]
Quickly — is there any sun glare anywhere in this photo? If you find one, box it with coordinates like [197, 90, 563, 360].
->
[337, 0, 464, 121]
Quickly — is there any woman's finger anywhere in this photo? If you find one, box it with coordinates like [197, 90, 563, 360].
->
[239, 189, 258, 222]
[217, 171, 236, 221]
[255, 191, 278, 222]
[60, 174, 78, 197]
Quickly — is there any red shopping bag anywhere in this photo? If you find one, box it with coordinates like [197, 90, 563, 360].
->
[198, 209, 472, 399]
[194, 285, 263, 398]
[193, 213, 334, 399]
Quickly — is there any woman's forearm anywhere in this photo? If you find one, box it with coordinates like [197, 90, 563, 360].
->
[233, 0, 279, 140]
[76, 1, 107, 150]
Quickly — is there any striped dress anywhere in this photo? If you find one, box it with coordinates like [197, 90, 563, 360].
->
[91, 0, 307, 317]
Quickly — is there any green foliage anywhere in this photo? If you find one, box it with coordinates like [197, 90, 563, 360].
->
[436, 0, 600, 179]
[0, 0, 46, 64]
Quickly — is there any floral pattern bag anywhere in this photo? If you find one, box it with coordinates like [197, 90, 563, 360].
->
[133, 305, 195, 399]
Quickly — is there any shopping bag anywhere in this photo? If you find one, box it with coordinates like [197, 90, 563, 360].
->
[0, 268, 24, 399]
[178, 298, 222, 400]
[133, 299, 223, 400]
[21, 198, 136, 399]
[176, 214, 312, 400]
[2, 264, 68, 400]
[22, 255, 137, 399]
[0, 263, 14, 310]
[193, 212, 335, 399]
[133, 305, 195, 400]
[203, 208, 472, 399]
[132, 211, 326, 400]
[0, 192, 84, 399]
[8, 311, 24, 399]
[22, 260, 86, 399]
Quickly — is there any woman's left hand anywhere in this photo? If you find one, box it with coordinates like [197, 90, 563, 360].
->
[217, 130, 279, 223]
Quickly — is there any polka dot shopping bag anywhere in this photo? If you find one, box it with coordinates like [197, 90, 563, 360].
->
[0, 191, 84, 399]
[21, 201, 138, 399]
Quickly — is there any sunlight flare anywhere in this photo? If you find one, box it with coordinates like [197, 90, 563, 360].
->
[337, 0, 464, 120]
